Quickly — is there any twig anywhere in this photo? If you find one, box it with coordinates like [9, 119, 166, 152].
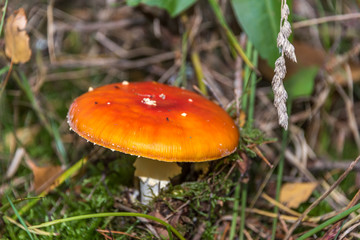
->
[309, 159, 360, 171]
[49, 52, 175, 69]
[297, 203, 360, 240]
[158, 64, 179, 83]
[339, 221, 360, 240]
[234, 53, 243, 121]
[332, 75, 360, 151]
[293, 12, 360, 29]
[253, 146, 273, 168]
[54, 18, 144, 32]
[95, 32, 160, 59]
[96, 229, 140, 239]
[249, 146, 281, 209]
[202, 66, 229, 107]
[47, 0, 56, 63]
[284, 154, 360, 239]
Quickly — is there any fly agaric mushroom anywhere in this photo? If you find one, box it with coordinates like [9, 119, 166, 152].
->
[67, 81, 239, 203]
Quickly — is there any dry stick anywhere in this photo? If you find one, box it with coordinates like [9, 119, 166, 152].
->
[325, 43, 360, 71]
[293, 12, 360, 29]
[319, 189, 360, 239]
[158, 64, 179, 83]
[49, 51, 175, 69]
[253, 147, 273, 168]
[332, 76, 360, 151]
[234, 37, 244, 120]
[47, 0, 56, 63]
[279, 217, 293, 240]
[284, 154, 360, 240]
[339, 221, 360, 239]
[96, 229, 140, 240]
[95, 32, 160, 59]
[309, 159, 360, 171]
[249, 157, 280, 209]
[55, 18, 144, 32]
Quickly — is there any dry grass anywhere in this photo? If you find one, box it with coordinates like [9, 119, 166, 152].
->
[1, 0, 360, 239]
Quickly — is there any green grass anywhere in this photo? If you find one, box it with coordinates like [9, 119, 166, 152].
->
[1, 0, 359, 239]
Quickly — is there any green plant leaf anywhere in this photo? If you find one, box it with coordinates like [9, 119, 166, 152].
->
[127, 0, 197, 17]
[231, 0, 281, 68]
[285, 66, 318, 100]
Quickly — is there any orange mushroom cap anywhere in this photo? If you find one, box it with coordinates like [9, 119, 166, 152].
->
[67, 81, 239, 162]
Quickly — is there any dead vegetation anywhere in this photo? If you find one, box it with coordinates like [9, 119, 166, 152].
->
[1, 0, 360, 239]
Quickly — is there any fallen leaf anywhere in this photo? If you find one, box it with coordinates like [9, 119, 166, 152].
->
[25, 158, 64, 194]
[280, 182, 317, 209]
[5, 8, 32, 64]
[149, 211, 169, 239]
[259, 41, 360, 85]
[238, 110, 246, 128]
[4, 125, 41, 153]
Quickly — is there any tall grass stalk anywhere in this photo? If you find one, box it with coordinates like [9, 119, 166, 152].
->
[229, 184, 241, 240]
[6, 195, 35, 240]
[298, 203, 360, 240]
[191, 52, 207, 95]
[208, 0, 256, 72]
[0, 0, 8, 36]
[28, 212, 186, 240]
[271, 102, 291, 240]
[240, 45, 258, 240]
[174, 30, 188, 87]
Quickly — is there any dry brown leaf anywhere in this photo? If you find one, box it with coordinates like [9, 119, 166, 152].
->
[280, 182, 318, 209]
[4, 125, 41, 153]
[149, 211, 169, 239]
[259, 41, 360, 85]
[25, 158, 64, 194]
[5, 8, 32, 64]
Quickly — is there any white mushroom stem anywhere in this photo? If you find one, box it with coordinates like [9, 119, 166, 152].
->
[134, 157, 181, 204]
[138, 177, 170, 204]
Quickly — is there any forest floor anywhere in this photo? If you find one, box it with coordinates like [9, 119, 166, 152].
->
[1, 0, 360, 239]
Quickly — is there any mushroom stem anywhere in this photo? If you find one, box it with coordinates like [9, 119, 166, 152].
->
[134, 157, 181, 204]
[138, 177, 169, 204]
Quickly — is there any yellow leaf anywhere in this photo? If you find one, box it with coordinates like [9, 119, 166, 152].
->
[26, 158, 64, 194]
[5, 8, 32, 64]
[280, 182, 318, 209]
[238, 110, 246, 128]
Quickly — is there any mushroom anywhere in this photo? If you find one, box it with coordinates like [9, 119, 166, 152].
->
[67, 81, 239, 203]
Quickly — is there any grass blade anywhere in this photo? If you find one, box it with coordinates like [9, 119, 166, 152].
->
[297, 203, 360, 240]
[229, 184, 241, 240]
[6, 195, 35, 240]
[208, 0, 257, 72]
[28, 212, 185, 240]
